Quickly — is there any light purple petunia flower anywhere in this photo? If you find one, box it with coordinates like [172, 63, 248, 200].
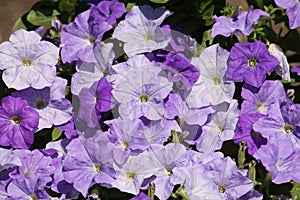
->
[268, 43, 291, 82]
[0, 29, 58, 90]
[170, 166, 223, 200]
[164, 93, 214, 126]
[195, 100, 240, 155]
[253, 100, 300, 147]
[212, 6, 269, 38]
[13, 77, 72, 130]
[113, 5, 171, 56]
[205, 157, 253, 200]
[227, 41, 279, 88]
[60, 10, 111, 63]
[112, 56, 173, 120]
[130, 192, 152, 200]
[241, 80, 286, 115]
[0, 148, 21, 171]
[233, 113, 267, 156]
[189, 43, 235, 105]
[254, 138, 300, 184]
[0, 96, 39, 148]
[63, 136, 116, 197]
[274, 0, 300, 29]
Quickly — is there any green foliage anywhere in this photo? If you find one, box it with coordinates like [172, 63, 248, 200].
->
[51, 127, 63, 141]
[148, 0, 170, 4]
[27, 9, 60, 26]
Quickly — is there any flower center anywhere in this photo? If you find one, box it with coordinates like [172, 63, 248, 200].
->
[22, 57, 33, 66]
[251, 130, 261, 137]
[139, 94, 149, 103]
[87, 35, 96, 45]
[11, 116, 21, 124]
[213, 76, 222, 85]
[256, 102, 264, 112]
[219, 184, 226, 193]
[35, 98, 47, 109]
[126, 172, 136, 180]
[248, 58, 256, 67]
[143, 32, 153, 41]
[121, 140, 130, 149]
[283, 124, 293, 134]
[30, 194, 38, 200]
[94, 164, 102, 173]
[165, 166, 173, 176]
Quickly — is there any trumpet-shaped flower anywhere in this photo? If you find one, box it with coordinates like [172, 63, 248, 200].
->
[0, 29, 58, 90]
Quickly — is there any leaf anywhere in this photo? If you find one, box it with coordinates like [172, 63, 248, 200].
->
[27, 9, 60, 26]
[291, 181, 300, 200]
[52, 127, 63, 141]
[12, 18, 27, 32]
[148, 0, 170, 4]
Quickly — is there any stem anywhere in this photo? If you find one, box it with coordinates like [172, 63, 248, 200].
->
[175, 186, 190, 200]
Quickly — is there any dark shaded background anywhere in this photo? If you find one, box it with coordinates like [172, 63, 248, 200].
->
[0, 0, 39, 42]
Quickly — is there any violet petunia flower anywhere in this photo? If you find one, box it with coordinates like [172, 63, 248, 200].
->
[0, 148, 21, 171]
[233, 113, 267, 156]
[274, 0, 300, 29]
[13, 77, 72, 130]
[212, 6, 269, 38]
[113, 5, 171, 56]
[159, 51, 200, 89]
[227, 41, 279, 88]
[254, 138, 300, 184]
[0, 96, 39, 148]
[0, 29, 58, 90]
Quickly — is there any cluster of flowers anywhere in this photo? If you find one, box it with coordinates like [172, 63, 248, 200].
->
[0, 0, 300, 199]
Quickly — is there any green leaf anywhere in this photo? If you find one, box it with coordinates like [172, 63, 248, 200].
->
[291, 181, 300, 200]
[12, 18, 27, 32]
[126, 3, 136, 12]
[148, 0, 170, 4]
[52, 127, 63, 141]
[27, 9, 60, 26]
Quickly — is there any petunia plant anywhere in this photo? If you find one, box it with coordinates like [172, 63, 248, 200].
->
[0, 0, 300, 199]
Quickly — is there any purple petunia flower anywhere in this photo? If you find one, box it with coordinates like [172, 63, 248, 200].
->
[212, 6, 269, 38]
[0, 29, 58, 90]
[159, 51, 200, 89]
[0, 96, 39, 148]
[113, 5, 171, 56]
[233, 113, 267, 155]
[130, 192, 152, 200]
[274, 0, 300, 29]
[227, 41, 279, 88]
[0, 148, 21, 171]
[254, 139, 300, 184]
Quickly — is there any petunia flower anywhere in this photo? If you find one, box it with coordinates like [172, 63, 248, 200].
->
[254, 138, 300, 184]
[227, 41, 279, 88]
[241, 80, 286, 115]
[190, 43, 235, 105]
[212, 6, 269, 38]
[0, 148, 21, 171]
[113, 5, 171, 56]
[274, 0, 300, 29]
[0, 29, 58, 90]
[0, 96, 39, 148]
